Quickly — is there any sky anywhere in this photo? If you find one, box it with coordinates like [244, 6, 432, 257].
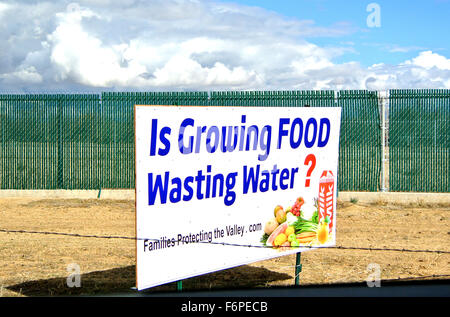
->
[0, 0, 449, 92]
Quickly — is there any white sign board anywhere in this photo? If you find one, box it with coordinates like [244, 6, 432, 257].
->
[135, 105, 341, 290]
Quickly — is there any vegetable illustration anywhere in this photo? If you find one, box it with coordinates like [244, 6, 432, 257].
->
[264, 218, 279, 235]
[275, 208, 287, 224]
[290, 197, 304, 217]
[293, 217, 318, 234]
[285, 212, 298, 226]
[287, 233, 297, 242]
[274, 233, 288, 246]
[296, 231, 316, 244]
[274, 205, 283, 217]
[285, 226, 295, 236]
[311, 209, 319, 224]
[262, 198, 332, 249]
[266, 222, 289, 247]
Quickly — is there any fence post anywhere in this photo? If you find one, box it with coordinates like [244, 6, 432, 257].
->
[379, 90, 388, 192]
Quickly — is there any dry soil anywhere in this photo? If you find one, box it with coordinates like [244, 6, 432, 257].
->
[0, 197, 448, 296]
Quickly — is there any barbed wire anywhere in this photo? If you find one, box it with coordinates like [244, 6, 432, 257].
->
[1, 227, 449, 292]
[289, 270, 450, 284]
[1, 228, 449, 254]
[289, 274, 450, 285]
[369, 274, 450, 283]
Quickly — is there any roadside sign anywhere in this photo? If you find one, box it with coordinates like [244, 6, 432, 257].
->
[135, 105, 341, 290]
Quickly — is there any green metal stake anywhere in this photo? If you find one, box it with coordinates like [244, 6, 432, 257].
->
[97, 187, 101, 199]
[295, 253, 302, 286]
[177, 280, 183, 291]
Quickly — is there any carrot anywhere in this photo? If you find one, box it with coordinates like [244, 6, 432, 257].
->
[298, 231, 316, 236]
[298, 237, 314, 244]
[297, 237, 315, 241]
[296, 232, 316, 239]
[298, 233, 315, 238]
[296, 231, 316, 244]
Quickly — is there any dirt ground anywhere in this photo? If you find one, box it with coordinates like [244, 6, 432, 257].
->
[0, 197, 448, 297]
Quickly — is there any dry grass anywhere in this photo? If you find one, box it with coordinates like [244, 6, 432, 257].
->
[0, 197, 449, 296]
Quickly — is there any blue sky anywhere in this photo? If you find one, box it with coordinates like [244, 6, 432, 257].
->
[231, 0, 450, 66]
[0, 0, 449, 92]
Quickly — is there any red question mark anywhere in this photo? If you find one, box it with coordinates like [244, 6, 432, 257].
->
[304, 154, 316, 187]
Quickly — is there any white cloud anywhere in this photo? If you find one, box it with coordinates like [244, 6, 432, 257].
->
[364, 54, 450, 89]
[0, 2, 12, 16]
[0, 65, 43, 84]
[404, 50, 450, 70]
[388, 45, 425, 53]
[151, 55, 259, 88]
[0, 0, 449, 91]
[48, 4, 148, 87]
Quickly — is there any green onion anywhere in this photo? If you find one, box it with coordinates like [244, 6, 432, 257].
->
[293, 217, 318, 234]
[260, 233, 269, 244]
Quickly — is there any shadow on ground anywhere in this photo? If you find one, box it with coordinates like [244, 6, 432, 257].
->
[6, 265, 292, 296]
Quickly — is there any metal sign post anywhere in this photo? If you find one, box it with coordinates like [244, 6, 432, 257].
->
[295, 252, 302, 285]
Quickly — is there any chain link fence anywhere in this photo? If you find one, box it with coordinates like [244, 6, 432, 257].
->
[0, 90, 448, 192]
